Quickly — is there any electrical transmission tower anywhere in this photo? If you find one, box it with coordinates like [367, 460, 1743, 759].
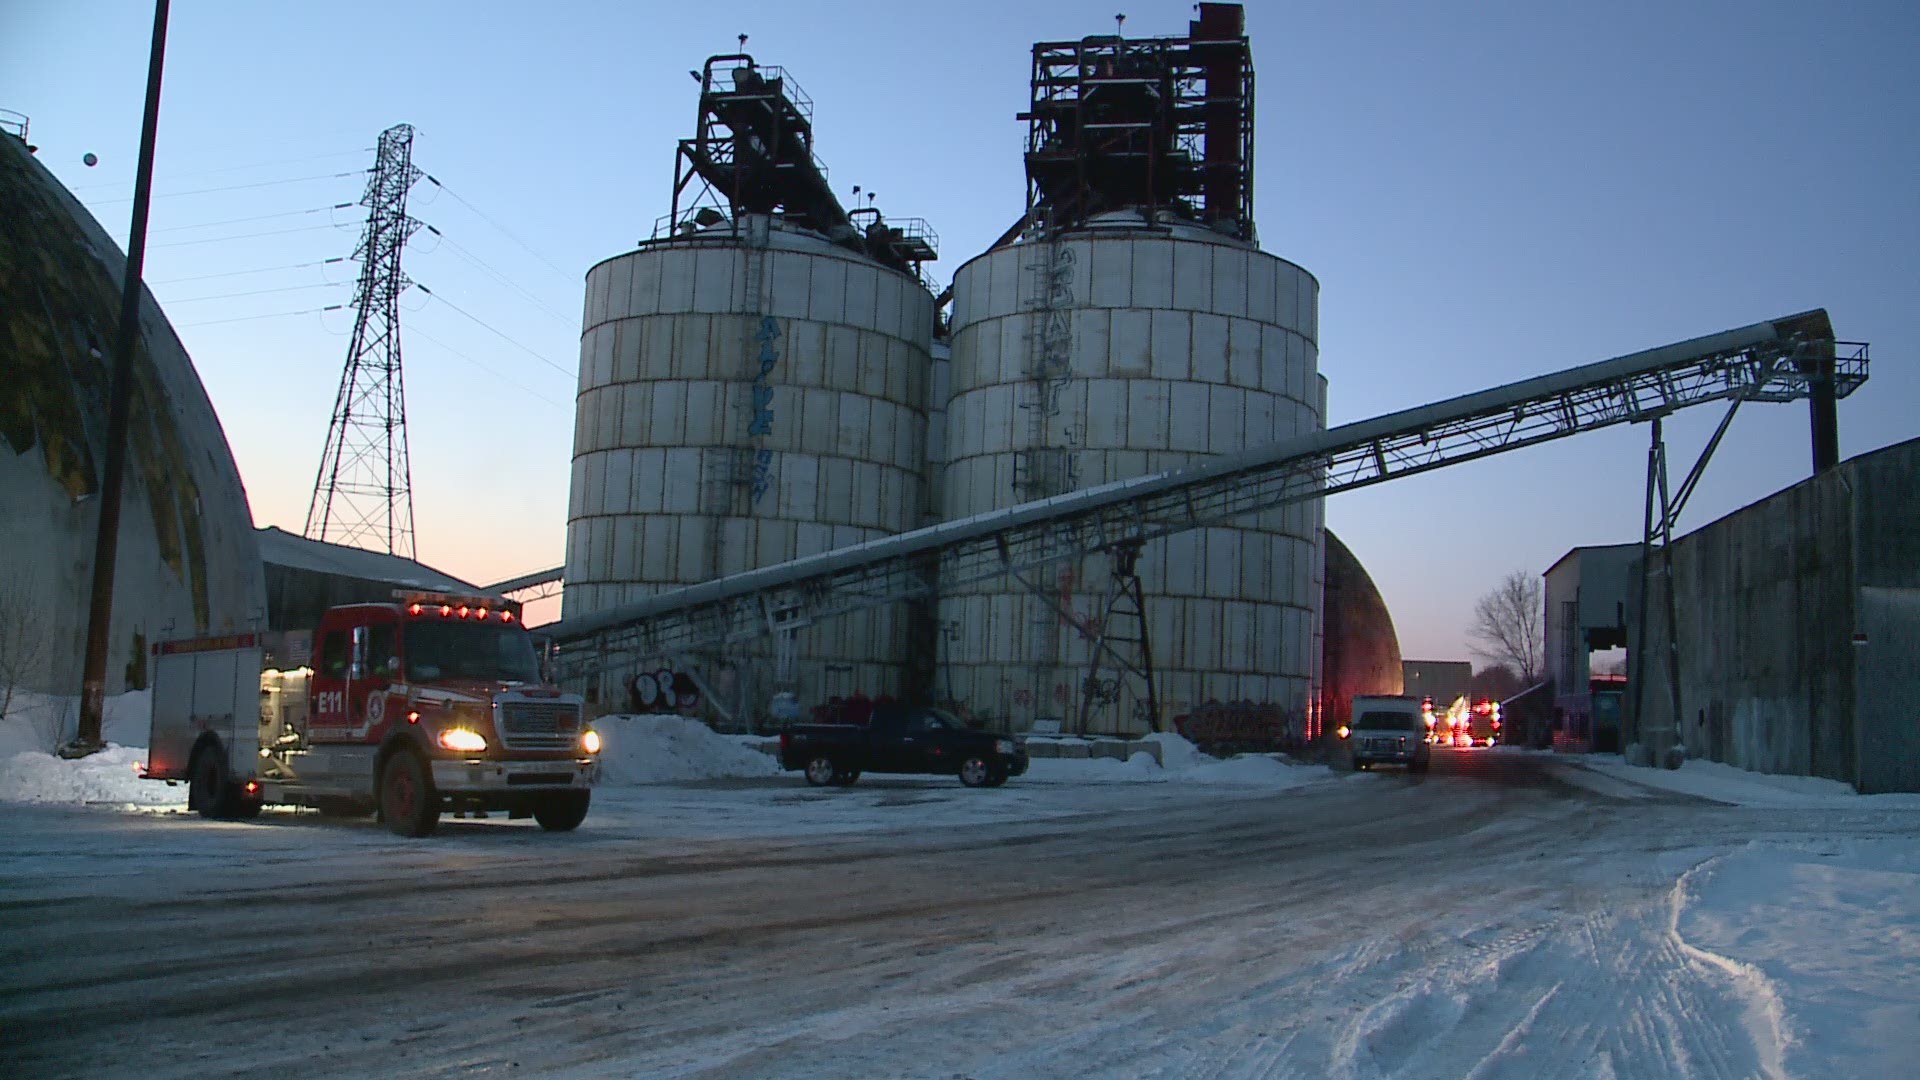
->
[306, 123, 422, 557]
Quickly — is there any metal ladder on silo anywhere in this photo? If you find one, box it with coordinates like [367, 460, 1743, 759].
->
[547, 313, 1867, 697]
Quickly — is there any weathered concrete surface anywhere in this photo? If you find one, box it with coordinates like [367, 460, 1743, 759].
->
[1631, 435, 1920, 792]
[1320, 530, 1402, 730]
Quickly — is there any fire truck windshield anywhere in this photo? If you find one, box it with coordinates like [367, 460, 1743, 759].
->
[403, 622, 542, 684]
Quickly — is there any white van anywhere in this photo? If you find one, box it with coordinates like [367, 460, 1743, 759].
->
[1340, 695, 1431, 773]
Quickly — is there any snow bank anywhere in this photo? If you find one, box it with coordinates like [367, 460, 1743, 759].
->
[1676, 839, 1920, 1077]
[1582, 753, 1920, 808]
[593, 714, 781, 785]
[0, 745, 181, 807]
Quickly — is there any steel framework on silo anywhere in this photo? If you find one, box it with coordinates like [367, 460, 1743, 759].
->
[1022, 3, 1254, 239]
[545, 311, 1868, 719]
[306, 123, 422, 558]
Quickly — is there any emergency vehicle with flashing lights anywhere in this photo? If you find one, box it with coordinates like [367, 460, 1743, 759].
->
[141, 591, 599, 837]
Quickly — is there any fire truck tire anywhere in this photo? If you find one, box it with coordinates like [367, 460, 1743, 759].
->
[189, 744, 247, 819]
[380, 751, 440, 838]
[532, 791, 591, 832]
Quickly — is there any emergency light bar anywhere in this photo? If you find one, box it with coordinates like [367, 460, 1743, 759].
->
[391, 590, 521, 621]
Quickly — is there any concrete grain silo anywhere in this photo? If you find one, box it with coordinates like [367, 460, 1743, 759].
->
[938, 4, 1330, 735]
[562, 59, 938, 717]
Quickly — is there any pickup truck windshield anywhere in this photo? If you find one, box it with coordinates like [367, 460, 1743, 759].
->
[404, 622, 542, 683]
[1357, 710, 1424, 732]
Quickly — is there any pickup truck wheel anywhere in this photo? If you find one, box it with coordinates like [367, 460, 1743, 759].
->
[804, 756, 839, 787]
[380, 751, 440, 838]
[958, 756, 993, 788]
[533, 791, 591, 832]
[983, 766, 1009, 788]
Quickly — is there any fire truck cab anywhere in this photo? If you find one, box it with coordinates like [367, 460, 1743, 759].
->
[144, 592, 598, 837]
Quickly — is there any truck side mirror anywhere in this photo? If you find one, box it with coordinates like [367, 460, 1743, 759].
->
[350, 625, 369, 681]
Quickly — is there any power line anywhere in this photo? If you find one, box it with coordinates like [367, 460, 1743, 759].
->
[149, 256, 348, 285]
[162, 281, 347, 304]
[68, 147, 371, 191]
[416, 284, 575, 380]
[420, 172, 573, 281]
[152, 202, 354, 233]
[408, 325, 566, 408]
[176, 304, 346, 328]
[152, 222, 347, 248]
[416, 222, 573, 326]
[88, 169, 365, 204]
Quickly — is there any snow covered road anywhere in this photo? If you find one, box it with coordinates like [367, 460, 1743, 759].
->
[2, 750, 1915, 1078]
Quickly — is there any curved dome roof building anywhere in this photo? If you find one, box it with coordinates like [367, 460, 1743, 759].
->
[0, 128, 264, 704]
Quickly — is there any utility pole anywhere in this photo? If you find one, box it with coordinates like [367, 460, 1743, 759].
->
[306, 123, 422, 558]
[68, 0, 170, 758]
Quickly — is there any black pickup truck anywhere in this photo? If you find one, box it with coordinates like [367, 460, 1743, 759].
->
[779, 703, 1028, 788]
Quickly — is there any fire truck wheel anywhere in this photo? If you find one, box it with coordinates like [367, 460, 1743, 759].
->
[380, 751, 440, 838]
[532, 791, 591, 832]
[190, 745, 239, 819]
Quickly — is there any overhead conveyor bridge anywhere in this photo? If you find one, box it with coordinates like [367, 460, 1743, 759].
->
[547, 310, 1867, 687]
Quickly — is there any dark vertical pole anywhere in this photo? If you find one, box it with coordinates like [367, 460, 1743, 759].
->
[1627, 419, 1659, 757]
[1655, 430, 1685, 769]
[1809, 354, 1839, 473]
[71, 0, 171, 755]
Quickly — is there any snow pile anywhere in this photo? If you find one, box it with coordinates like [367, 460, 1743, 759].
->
[0, 745, 181, 807]
[593, 714, 781, 785]
[1676, 839, 1920, 1077]
[1583, 753, 1920, 808]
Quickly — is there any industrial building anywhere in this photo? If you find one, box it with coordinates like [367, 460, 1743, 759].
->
[559, 4, 1402, 734]
[0, 126, 265, 700]
[1542, 544, 1636, 751]
[1626, 436, 1920, 793]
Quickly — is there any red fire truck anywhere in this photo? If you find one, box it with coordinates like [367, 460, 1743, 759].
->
[143, 592, 598, 837]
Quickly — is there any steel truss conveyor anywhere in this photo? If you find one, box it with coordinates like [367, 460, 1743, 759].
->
[548, 310, 1867, 685]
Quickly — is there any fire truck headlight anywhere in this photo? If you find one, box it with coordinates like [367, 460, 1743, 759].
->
[1336, 725, 1351, 740]
[582, 729, 603, 755]
[438, 728, 488, 753]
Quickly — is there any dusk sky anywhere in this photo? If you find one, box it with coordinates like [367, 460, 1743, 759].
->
[5, 0, 1915, 662]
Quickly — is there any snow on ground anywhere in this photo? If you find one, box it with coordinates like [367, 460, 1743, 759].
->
[1577, 751, 1920, 808]
[0, 688, 151, 760]
[1675, 838, 1920, 1078]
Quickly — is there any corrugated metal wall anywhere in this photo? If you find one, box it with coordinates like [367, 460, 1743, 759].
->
[940, 222, 1322, 733]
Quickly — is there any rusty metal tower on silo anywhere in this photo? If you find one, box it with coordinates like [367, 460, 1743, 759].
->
[306, 123, 422, 558]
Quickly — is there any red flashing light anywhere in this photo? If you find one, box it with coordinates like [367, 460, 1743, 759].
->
[501, 610, 515, 623]
[440, 605, 453, 617]
[406, 710, 420, 724]
[244, 781, 260, 795]
[409, 603, 423, 616]
[476, 608, 489, 620]
[457, 605, 470, 619]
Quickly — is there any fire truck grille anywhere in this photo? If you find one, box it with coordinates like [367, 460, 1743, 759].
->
[500, 703, 581, 749]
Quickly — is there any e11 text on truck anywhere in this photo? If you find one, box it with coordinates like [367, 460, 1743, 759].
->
[779, 704, 1028, 787]
[142, 593, 600, 837]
